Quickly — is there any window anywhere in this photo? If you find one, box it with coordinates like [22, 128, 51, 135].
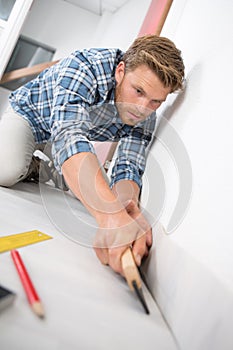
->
[1, 35, 55, 90]
[0, 0, 16, 21]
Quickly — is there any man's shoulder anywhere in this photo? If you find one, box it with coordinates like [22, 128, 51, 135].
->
[73, 47, 124, 65]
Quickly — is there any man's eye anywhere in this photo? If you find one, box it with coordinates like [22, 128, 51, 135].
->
[136, 88, 142, 94]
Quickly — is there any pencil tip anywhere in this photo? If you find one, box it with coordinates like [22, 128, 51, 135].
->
[132, 280, 150, 315]
[32, 301, 45, 319]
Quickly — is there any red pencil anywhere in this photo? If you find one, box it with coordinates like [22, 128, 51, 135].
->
[11, 250, 45, 318]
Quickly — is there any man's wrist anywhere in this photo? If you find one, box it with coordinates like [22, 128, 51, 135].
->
[112, 180, 140, 206]
[93, 201, 127, 224]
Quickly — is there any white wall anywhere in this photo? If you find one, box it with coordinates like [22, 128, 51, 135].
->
[141, 1, 233, 349]
[93, 0, 151, 51]
[150, 0, 233, 264]
[21, 0, 100, 60]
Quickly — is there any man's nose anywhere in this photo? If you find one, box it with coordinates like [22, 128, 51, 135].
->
[136, 98, 152, 114]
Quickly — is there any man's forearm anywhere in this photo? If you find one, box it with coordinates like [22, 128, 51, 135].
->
[61, 152, 125, 222]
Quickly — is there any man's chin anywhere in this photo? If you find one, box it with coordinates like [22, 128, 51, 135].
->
[124, 120, 137, 126]
[120, 115, 139, 126]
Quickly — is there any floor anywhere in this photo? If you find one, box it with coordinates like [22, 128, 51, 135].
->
[0, 182, 177, 350]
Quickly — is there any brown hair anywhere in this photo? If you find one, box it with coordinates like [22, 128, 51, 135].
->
[122, 35, 185, 92]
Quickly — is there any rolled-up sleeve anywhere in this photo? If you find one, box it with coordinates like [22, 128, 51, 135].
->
[110, 115, 156, 189]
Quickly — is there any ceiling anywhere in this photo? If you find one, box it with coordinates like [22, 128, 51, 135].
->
[63, 0, 130, 15]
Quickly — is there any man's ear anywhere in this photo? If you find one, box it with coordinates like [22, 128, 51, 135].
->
[115, 61, 125, 84]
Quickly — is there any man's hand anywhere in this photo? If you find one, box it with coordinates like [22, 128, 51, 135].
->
[124, 199, 153, 260]
[94, 200, 152, 275]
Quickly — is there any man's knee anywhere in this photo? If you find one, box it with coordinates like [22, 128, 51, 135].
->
[0, 162, 28, 187]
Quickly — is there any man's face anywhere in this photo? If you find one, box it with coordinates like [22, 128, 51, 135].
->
[115, 62, 171, 126]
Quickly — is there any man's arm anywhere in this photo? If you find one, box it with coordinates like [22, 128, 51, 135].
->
[61, 152, 150, 274]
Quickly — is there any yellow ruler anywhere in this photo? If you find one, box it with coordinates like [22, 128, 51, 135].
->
[0, 230, 52, 253]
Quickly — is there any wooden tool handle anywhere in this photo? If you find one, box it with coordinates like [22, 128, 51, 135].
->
[121, 247, 141, 290]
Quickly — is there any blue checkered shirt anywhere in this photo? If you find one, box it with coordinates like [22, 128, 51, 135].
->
[9, 48, 156, 188]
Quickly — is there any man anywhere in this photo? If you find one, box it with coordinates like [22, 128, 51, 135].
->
[0, 35, 184, 275]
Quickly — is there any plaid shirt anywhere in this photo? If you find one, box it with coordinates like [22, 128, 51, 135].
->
[9, 48, 156, 188]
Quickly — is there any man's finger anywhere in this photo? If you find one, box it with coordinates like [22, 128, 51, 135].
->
[94, 247, 109, 265]
[146, 229, 153, 247]
[108, 246, 127, 275]
[132, 236, 147, 266]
